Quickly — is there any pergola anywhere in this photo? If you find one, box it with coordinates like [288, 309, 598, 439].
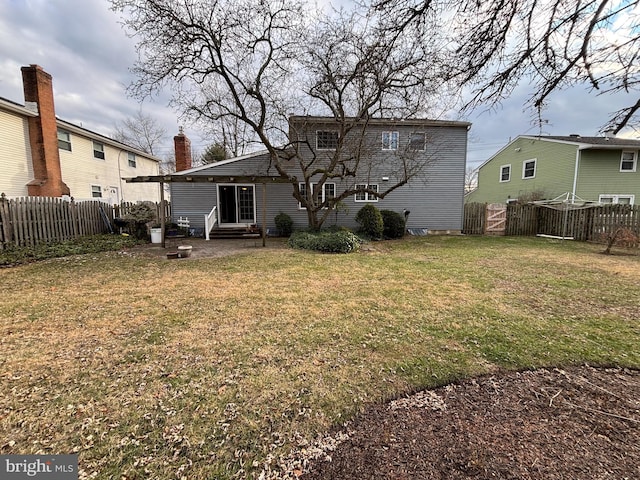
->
[124, 174, 295, 247]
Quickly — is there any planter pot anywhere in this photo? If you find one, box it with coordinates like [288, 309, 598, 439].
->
[177, 245, 192, 258]
[150, 227, 162, 244]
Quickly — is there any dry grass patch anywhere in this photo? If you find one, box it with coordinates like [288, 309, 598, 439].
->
[0, 236, 638, 479]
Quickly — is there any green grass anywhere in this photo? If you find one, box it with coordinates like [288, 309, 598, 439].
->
[0, 236, 638, 479]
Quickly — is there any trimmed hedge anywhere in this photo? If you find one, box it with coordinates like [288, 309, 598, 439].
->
[381, 209, 406, 239]
[288, 230, 362, 253]
[274, 212, 294, 237]
[355, 204, 383, 240]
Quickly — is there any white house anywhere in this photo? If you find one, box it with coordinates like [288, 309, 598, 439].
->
[0, 64, 161, 203]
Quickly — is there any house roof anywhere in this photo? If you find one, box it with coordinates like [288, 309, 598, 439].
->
[521, 135, 640, 149]
[289, 115, 472, 129]
[0, 95, 161, 162]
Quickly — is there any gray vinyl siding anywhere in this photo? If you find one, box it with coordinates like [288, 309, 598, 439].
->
[171, 122, 468, 232]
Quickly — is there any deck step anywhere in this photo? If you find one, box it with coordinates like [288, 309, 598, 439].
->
[208, 227, 262, 239]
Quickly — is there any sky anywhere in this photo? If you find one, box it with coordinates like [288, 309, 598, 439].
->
[1, 0, 637, 168]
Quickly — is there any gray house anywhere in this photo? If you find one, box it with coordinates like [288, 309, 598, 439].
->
[169, 116, 471, 237]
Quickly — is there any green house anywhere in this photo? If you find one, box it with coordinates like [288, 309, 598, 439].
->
[467, 135, 640, 205]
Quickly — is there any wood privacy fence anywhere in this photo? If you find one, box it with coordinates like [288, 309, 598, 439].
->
[0, 195, 170, 250]
[464, 202, 640, 241]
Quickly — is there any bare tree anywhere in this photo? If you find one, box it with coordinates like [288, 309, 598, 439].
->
[464, 166, 478, 193]
[372, 0, 640, 133]
[111, 0, 445, 229]
[112, 110, 167, 155]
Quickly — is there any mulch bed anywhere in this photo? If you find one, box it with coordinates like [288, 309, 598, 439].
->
[300, 365, 640, 480]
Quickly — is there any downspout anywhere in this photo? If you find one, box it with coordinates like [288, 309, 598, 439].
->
[571, 147, 581, 201]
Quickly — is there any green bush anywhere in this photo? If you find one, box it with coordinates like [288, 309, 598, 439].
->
[288, 230, 361, 253]
[274, 212, 294, 237]
[355, 204, 383, 240]
[380, 209, 406, 239]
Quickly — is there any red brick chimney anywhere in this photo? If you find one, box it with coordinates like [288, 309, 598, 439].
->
[174, 127, 192, 172]
[21, 64, 70, 197]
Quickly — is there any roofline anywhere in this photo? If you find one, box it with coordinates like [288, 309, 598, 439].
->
[520, 135, 640, 150]
[56, 119, 162, 162]
[0, 97, 39, 117]
[1, 95, 161, 162]
[174, 149, 271, 174]
[289, 115, 472, 128]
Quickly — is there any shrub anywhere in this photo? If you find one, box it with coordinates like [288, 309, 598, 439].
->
[355, 204, 384, 239]
[380, 209, 406, 239]
[598, 227, 640, 254]
[288, 230, 361, 253]
[121, 202, 157, 240]
[274, 212, 294, 237]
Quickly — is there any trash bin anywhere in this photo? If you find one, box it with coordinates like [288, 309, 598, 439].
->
[150, 227, 162, 244]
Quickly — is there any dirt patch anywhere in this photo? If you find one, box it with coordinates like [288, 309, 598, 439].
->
[299, 365, 640, 480]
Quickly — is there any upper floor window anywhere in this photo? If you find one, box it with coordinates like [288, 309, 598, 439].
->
[409, 132, 426, 151]
[500, 164, 511, 182]
[355, 183, 379, 202]
[91, 185, 102, 198]
[57, 129, 71, 151]
[127, 152, 137, 168]
[298, 182, 336, 209]
[316, 131, 338, 150]
[620, 151, 637, 172]
[93, 141, 105, 160]
[522, 159, 536, 179]
[382, 131, 399, 150]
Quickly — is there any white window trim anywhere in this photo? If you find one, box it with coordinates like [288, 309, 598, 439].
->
[316, 131, 338, 151]
[58, 129, 72, 151]
[382, 131, 399, 151]
[127, 152, 137, 168]
[91, 185, 103, 198]
[522, 158, 537, 179]
[499, 164, 511, 182]
[599, 194, 635, 205]
[93, 141, 105, 160]
[620, 151, 637, 172]
[354, 183, 379, 202]
[298, 182, 336, 209]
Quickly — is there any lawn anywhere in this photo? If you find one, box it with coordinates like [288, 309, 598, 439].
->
[1, 236, 638, 479]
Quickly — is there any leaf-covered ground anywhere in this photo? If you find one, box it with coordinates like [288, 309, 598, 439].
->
[0, 236, 638, 479]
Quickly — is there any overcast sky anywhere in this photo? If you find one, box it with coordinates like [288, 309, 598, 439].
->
[1, 0, 637, 167]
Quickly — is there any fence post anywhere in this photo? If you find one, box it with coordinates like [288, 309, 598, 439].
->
[0, 193, 12, 249]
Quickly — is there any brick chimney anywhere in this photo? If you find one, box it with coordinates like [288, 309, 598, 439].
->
[174, 127, 192, 172]
[21, 64, 70, 197]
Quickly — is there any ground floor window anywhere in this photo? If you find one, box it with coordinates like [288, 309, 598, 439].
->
[298, 182, 336, 209]
[355, 183, 379, 202]
[599, 194, 634, 205]
[91, 185, 102, 198]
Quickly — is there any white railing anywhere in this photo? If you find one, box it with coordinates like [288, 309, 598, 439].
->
[204, 206, 217, 241]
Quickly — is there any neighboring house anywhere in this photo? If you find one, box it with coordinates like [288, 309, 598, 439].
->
[466, 134, 640, 205]
[167, 116, 471, 235]
[0, 64, 160, 203]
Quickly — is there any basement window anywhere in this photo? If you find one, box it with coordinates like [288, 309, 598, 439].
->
[57, 129, 72, 151]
